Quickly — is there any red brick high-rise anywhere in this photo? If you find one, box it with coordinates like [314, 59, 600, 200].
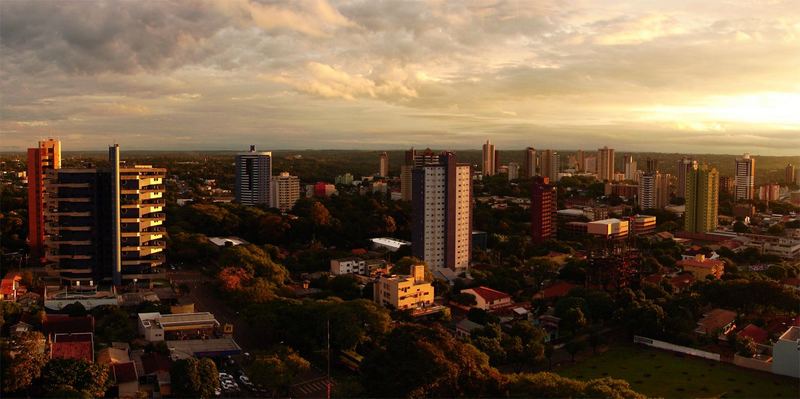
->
[27, 139, 61, 265]
[531, 176, 556, 243]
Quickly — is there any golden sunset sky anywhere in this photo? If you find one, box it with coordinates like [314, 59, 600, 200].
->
[2, 0, 799, 154]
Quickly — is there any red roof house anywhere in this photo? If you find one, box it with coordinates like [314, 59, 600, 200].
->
[51, 332, 94, 362]
[460, 286, 513, 311]
[533, 281, 578, 301]
[737, 324, 769, 345]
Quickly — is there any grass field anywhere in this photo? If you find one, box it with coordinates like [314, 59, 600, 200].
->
[558, 344, 799, 398]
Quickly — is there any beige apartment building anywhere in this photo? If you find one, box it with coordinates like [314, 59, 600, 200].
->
[373, 265, 434, 310]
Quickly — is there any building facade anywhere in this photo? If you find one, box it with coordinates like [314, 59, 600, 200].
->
[734, 153, 756, 201]
[400, 148, 438, 201]
[507, 162, 520, 181]
[379, 152, 389, 177]
[684, 164, 719, 233]
[270, 172, 300, 212]
[531, 176, 556, 243]
[541, 150, 560, 181]
[676, 157, 697, 198]
[482, 140, 496, 176]
[373, 265, 434, 310]
[412, 152, 472, 272]
[27, 139, 61, 265]
[623, 154, 637, 181]
[785, 164, 795, 185]
[235, 145, 272, 205]
[597, 146, 615, 182]
[44, 145, 166, 285]
[524, 147, 537, 177]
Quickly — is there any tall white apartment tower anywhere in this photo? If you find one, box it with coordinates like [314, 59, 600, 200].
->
[412, 152, 472, 272]
[270, 172, 300, 212]
[735, 153, 756, 201]
[482, 140, 496, 176]
[235, 145, 272, 205]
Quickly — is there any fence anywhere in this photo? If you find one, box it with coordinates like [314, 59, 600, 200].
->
[633, 335, 721, 361]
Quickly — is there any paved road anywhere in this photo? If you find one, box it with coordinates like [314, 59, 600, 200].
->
[169, 270, 331, 397]
[169, 270, 261, 350]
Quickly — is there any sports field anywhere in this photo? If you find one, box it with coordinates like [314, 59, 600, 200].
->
[558, 344, 798, 398]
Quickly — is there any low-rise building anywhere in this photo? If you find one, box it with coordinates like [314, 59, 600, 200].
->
[51, 332, 94, 362]
[373, 265, 434, 311]
[695, 308, 737, 340]
[460, 286, 512, 311]
[772, 326, 800, 378]
[587, 218, 629, 240]
[456, 318, 484, 338]
[631, 215, 657, 236]
[138, 312, 219, 342]
[677, 254, 725, 280]
[330, 257, 387, 276]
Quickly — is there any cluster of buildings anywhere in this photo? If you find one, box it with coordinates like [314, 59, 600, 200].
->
[234, 145, 300, 212]
[27, 140, 166, 287]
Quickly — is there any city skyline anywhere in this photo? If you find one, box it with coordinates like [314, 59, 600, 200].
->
[2, 0, 800, 154]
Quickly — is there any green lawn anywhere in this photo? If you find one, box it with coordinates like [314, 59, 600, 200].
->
[558, 344, 799, 398]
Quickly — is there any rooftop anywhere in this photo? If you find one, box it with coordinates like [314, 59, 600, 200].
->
[738, 324, 769, 344]
[697, 308, 737, 332]
[208, 236, 249, 247]
[464, 286, 511, 303]
[167, 338, 241, 358]
[51, 333, 93, 362]
[779, 326, 800, 342]
[112, 362, 139, 384]
[43, 314, 95, 335]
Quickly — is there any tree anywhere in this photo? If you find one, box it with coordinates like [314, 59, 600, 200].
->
[92, 305, 136, 343]
[249, 348, 310, 396]
[588, 332, 604, 354]
[171, 357, 220, 398]
[310, 201, 332, 226]
[62, 301, 87, 317]
[733, 221, 751, 233]
[2, 331, 47, 394]
[560, 307, 587, 335]
[452, 292, 477, 306]
[735, 335, 758, 358]
[361, 324, 503, 397]
[40, 358, 110, 397]
[219, 244, 289, 285]
[544, 343, 555, 370]
[506, 372, 644, 399]
[564, 338, 586, 363]
[328, 275, 362, 300]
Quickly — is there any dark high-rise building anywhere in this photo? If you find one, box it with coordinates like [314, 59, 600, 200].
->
[27, 138, 61, 265]
[401, 147, 438, 201]
[524, 147, 537, 177]
[44, 145, 166, 285]
[45, 167, 114, 284]
[676, 157, 697, 198]
[531, 176, 556, 243]
[735, 153, 756, 201]
[412, 152, 472, 272]
[786, 164, 795, 185]
[644, 158, 658, 174]
[235, 145, 272, 205]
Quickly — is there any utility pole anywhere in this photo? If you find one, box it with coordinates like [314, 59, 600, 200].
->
[326, 318, 331, 399]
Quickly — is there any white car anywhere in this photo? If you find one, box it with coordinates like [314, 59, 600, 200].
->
[239, 375, 254, 387]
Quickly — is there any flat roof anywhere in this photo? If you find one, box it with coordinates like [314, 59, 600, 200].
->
[589, 218, 625, 225]
[208, 236, 249, 247]
[167, 338, 241, 357]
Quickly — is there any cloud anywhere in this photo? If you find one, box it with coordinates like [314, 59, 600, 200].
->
[0, 0, 799, 155]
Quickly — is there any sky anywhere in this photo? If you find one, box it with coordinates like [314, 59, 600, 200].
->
[1, 0, 799, 154]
